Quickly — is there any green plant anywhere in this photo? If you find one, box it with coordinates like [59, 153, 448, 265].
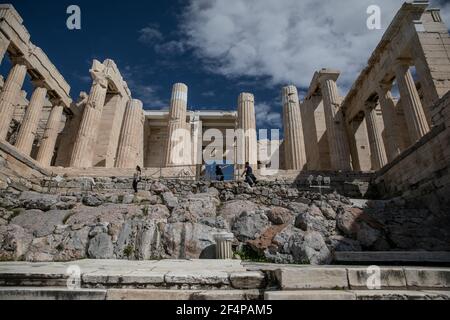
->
[234, 245, 269, 263]
[56, 243, 65, 252]
[8, 208, 23, 222]
[123, 245, 134, 258]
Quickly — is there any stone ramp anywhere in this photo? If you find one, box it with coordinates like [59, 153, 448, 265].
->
[1, 260, 450, 300]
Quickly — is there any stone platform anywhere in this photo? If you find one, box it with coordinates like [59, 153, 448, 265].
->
[0, 260, 449, 300]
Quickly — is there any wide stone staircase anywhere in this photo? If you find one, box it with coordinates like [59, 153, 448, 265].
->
[0, 259, 449, 300]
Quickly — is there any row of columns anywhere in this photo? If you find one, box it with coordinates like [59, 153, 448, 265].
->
[0, 57, 65, 167]
[359, 59, 431, 170]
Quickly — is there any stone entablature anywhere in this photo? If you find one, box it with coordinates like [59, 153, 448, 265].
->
[0, 4, 71, 108]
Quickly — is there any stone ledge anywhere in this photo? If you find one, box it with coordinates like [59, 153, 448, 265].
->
[347, 268, 407, 290]
[275, 267, 349, 290]
[0, 287, 107, 300]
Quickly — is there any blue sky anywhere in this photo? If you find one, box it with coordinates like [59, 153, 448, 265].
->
[4, 0, 450, 130]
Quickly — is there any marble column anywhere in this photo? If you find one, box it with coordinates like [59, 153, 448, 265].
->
[165, 83, 188, 166]
[116, 99, 144, 168]
[0, 59, 28, 140]
[15, 84, 48, 155]
[377, 83, 402, 162]
[319, 73, 352, 171]
[36, 103, 64, 167]
[282, 85, 307, 170]
[394, 60, 430, 143]
[238, 93, 258, 166]
[70, 71, 108, 168]
[364, 102, 388, 170]
[0, 35, 10, 65]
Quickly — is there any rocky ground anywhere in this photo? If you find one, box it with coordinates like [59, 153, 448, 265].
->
[1, 179, 449, 264]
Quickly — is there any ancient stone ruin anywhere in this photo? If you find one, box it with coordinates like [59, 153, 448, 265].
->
[0, 1, 449, 266]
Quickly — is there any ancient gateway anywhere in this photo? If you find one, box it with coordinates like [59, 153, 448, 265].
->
[0, 2, 450, 198]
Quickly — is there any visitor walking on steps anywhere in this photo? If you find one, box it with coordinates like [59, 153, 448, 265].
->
[242, 162, 257, 187]
[215, 165, 225, 181]
[133, 166, 142, 193]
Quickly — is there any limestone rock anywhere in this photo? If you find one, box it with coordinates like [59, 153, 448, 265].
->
[88, 233, 114, 259]
[0, 224, 33, 260]
[218, 200, 262, 228]
[10, 209, 72, 238]
[267, 207, 294, 225]
[289, 231, 332, 265]
[82, 194, 103, 207]
[19, 191, 59, 211]
[232, 210, 270, 242]
[163, 222, 222, 259]
[162, 192, 178, 209]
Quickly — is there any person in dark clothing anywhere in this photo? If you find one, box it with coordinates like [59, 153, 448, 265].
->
[242, 162, 257, 186]
[215, 165, 225, 181]
[133, 166, 142, 193]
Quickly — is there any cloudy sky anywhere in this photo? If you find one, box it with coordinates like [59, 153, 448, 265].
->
[5, 0, 450, 130]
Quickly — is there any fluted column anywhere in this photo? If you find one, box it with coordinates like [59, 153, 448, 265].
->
[165, 83, 188, 166]
[116, 99, 144, 168]
[377, 83, 402, 162]
[238, 93, 258, 166]
[70, 72, 108, 168]
[282, 85, 306, 170]
[0, 35, 10, 65]
[15, 84, 48, 155]
[319, 73, 352, 171]
[36, 103, 64, 167]
[364, 102, 388, 170]
[394, 60, 430, 143]
[0, 60, 28, 140]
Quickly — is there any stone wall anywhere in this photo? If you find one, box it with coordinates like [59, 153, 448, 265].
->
[0, 140, 48, 191]
[373, 91, 450, 213]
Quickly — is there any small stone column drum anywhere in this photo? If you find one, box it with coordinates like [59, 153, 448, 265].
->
[214, 232, 234, 259]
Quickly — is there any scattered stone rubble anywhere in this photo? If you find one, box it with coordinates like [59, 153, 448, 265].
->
[1, 179, 449, 264]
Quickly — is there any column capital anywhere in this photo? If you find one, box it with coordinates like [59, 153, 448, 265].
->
[378, 81, 393, 94]
[364, 100, 378, 111]
[31, 79, 47, 89]
[394, 58, 413, 71]
[10, 55, 28, 66]
[238, 92, 254, 103]
[91, 71, 108, 88]
[317, 69, 340, 85]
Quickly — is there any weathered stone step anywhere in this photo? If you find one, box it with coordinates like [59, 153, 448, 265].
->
[0, 287, 107, 300]
[334, 251, 450, 266]
[274, 266, 450, 290]
[265, 290, 450, 300]
[0, 260, 266, 290]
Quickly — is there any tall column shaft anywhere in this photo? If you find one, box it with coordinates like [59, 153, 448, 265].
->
[377, 85, 402, 162]
[0, 35, 10, 65]
[36, 104, 64, 167]
[282, 85, 306, 170]
[165, 83, 188, 166]
[0, 61, 27, 140]
[116, 99, 144, 168]
[15, 85, 47, 155]
[364, 104, 388, 170]
[238, 93, 258, 166]
[394, 61, 430, 143]
[70, 73, 108, 168]
[320, 76, 352, 171]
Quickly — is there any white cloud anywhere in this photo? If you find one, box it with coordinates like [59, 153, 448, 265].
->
[256, 102, 282, 128]
[154, 40, 186, 55]
[138, 26, 163, 45]
[181, 0, 450, 93]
